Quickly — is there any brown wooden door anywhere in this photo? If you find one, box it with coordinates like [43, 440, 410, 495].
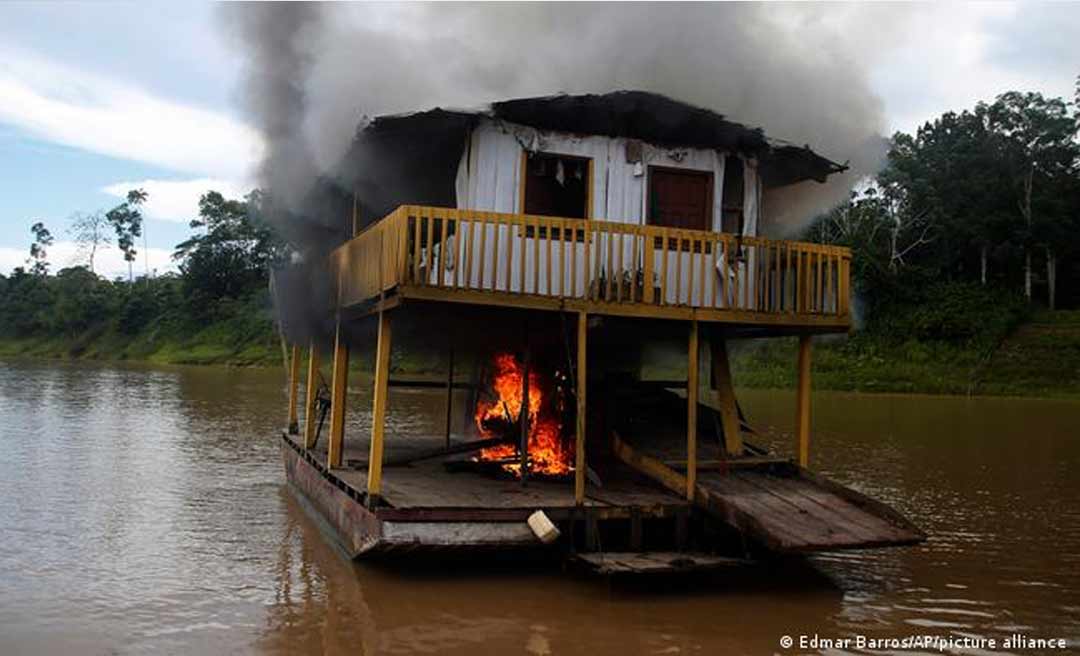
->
[648, 168, 713, 231]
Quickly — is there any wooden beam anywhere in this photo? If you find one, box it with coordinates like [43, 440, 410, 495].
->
[367, 311, 393, 499]
[444, 345, 454, 449]
[710, 336, 743, 456]
[575, 311, 587, 505]
[611, 430, 687, 495]
[287, 344, 301, 434]
[303, 340, 321, 449]
[796, 334, 812, 468]
[327, 322, 349, 469]
[686, 320, 699, 501]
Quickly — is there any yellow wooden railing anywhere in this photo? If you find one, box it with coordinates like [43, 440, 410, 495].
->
[330, 205, 851, 321]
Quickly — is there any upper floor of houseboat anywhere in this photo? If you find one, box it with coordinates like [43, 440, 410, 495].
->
[321, 91, 852, 335]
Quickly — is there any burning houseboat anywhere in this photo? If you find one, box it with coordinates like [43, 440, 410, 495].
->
[275, 91, 924, 573]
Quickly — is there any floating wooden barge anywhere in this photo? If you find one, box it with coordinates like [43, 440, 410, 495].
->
[275, 92, 924, 573]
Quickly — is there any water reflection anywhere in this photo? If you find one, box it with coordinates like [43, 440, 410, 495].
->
[0, 360, 1077, 654]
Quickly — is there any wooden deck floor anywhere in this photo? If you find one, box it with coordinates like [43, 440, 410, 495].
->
[301, 439, 686, 517]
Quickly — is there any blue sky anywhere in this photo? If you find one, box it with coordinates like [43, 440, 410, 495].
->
[1, 2, 1077, 279]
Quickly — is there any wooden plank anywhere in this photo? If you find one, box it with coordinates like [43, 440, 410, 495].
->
[731, 472, 866, 544]
[592, 223, 601, 300]
[699, 472, 845, 548]
[611, 431, 688, 495]
[287, 344, 301, 434]
[643, 232, 655, 304]
[616, 231, 624, 301]
[478, 215, 489, 289]
[436, 214, 447, 288]
[796, 334, 812, 467]
[659, 228, 669, 306]
[545, 218, 553, 296]
[720, 239, 728, 308]
[503, 219, 513, 293]
[443, 345, 454, 448]
[367, 311, 393, 498]
[575, 311, 588, 505]
[674, 235, 683, 305]
[559, 221, 567, 297]
[710, 337, 743, 456]
[758, 473, 911, 541]
[424, 207, 434, 286]
[686, 320, 699, 501]
[327, 321, 349, 468]
[303, 340, 321, 449]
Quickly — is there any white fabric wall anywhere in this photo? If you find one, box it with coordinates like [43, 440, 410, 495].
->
[448, 118, 761, 305]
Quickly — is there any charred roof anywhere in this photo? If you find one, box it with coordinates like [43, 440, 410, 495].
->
[336, 91, 847, 225]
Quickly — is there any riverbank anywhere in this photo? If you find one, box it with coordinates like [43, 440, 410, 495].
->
[0, 312, 282, 367]
[730, 310, 1080, 399]
[3, 311, 1078, 399]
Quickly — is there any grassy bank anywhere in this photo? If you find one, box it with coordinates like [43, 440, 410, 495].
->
[0, 303, 282, 367]
[730, 310, 1080, 399]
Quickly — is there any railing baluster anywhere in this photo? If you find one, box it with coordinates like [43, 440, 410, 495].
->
[464, 214, 475, 289]
[674, 232, 683, 306]
[615, 231, 624, 302]
[593, 224, 602, 301]
[545, 219, 553, 296]
[533, 217, 540, 294]
[686, 236, 696, 307]
[570, 221, 578, 297]
[734, 243, 742, 310]
[422, 207, 433, 287]
[643, 228, 655, 305]
[451, 216, 460, 289]
[659, 229, 669, 306]
[719, 238, 728, 309]
[435, 213, 447, 288]
[505, 216, 514, 293]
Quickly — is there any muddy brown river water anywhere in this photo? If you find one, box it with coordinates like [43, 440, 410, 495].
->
[1, 359, 1078, 655]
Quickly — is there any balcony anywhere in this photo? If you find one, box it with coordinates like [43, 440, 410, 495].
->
[328, 205, 851, 331]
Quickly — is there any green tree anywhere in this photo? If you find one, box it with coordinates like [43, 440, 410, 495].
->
[28, 222, 53, 276]
[106, 188, 147, 282]
[173, 189, 284, 317]
[50, 266, 113, 337]
[983, 92, 1079, 308]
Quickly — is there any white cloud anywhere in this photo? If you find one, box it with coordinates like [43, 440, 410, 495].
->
[102, 178, 253, 223]
[0, 240, 176, 280]
[0, 47, 263, 179]
[869, 3, 1077, 134]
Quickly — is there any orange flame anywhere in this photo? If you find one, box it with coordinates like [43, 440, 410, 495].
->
[474, 353, 572, 476]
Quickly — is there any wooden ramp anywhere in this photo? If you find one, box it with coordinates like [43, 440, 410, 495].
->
[612, 433, 925, 553]
[695, 466, 925, 552]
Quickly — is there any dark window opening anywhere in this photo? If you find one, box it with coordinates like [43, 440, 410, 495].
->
[647, 167, 713, 232]
[523, 153, 590, 219]
[721, 157, 745, 234]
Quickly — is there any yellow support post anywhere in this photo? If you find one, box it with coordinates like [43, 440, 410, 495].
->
[367, 311, 393, 499]
[327, 322, 349, 469]
[303, 340, 321, 449]
[574, 311, 588, 505]
[287, 344, 301, 434]
[686, 320, 699, 501]
[710, 336, 743, 456]
[796, 334, 812, 467]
